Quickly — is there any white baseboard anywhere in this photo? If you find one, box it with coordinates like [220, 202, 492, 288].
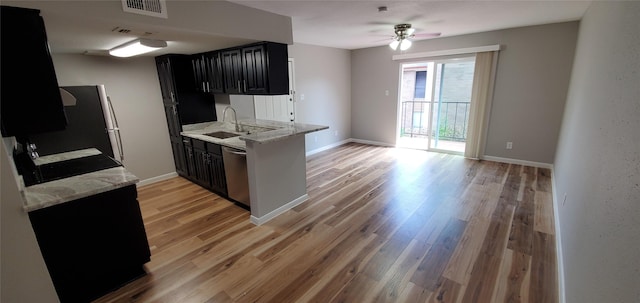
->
[481, 155, 553, 169]
[551, 168, 566, 303]
[349, 138, 395, 147]
[250, 194, 309, 225]
[137, 172, 178, 187]
[306, 139, 352, 156]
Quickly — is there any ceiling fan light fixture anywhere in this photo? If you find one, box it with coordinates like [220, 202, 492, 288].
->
[399, 39, 412, 51]
[109, 38, 167, 57]
[389, 39, 400, 50]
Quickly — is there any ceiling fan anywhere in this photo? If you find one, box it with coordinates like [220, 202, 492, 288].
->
[389, 23, 441, 51]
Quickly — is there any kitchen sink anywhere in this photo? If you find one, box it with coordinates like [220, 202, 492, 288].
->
[203, 131, 240, 139]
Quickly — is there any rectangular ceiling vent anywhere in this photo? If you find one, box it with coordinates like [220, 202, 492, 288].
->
[121, 0, 167, 19]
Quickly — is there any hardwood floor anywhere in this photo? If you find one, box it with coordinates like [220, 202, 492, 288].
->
[95, 143, 557, 303]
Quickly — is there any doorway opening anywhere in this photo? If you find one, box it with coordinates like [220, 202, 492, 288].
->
[397, 56, 476, 153]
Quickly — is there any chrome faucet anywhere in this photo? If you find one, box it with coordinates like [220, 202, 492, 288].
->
[222, 106, 241, 132]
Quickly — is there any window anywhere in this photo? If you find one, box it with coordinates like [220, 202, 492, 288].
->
[414, 71, 426, 99]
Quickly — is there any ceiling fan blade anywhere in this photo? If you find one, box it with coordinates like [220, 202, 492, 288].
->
[413, 32, 441, 38]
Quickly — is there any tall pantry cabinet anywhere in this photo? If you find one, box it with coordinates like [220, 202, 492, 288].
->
[155, 55, 217, 177]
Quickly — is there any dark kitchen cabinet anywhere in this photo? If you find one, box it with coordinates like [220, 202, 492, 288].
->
[28, 185, 150, 303]
[192, 139, 211, 188]
[205, 142, 227, 195]
[163, 103, 182, 138]
[220, 42, 289, 95]
[0, 6, 67, 137]
[155, 55, 217, 177]
[182, 137, 227, 196]
[221, 49, 244, 94]
[182, 137, 197, 179]
[192, 52, 224, 94]
[170, 136, 188, 176]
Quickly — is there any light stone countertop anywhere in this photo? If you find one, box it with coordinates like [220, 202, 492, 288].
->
[32, 148, 101, 165]
[21, 149, 138, 212]
[181, 119, 329, 150]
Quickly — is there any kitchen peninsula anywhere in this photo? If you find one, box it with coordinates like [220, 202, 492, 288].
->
[181, 119, 328, 224]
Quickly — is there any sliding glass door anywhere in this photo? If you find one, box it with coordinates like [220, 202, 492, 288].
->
[397, 56, 476, 153]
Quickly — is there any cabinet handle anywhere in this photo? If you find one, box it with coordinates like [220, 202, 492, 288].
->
[206, 82, 210, 92]
[237, 80, 241, 91]
[202, 82, 206, 91]
[243, 80, 247, 93]
[170, 92, 175, 102]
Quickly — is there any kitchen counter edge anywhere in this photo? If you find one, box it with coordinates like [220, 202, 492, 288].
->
[181, 120, 329, 149]
[22, 166, 139, 212]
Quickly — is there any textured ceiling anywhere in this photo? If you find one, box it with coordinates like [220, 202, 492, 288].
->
[231, 1, 592, 49]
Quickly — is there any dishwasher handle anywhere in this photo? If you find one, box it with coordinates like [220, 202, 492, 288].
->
[222, 147, 246, 156]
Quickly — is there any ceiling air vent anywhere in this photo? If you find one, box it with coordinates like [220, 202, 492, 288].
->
[121, 0, 168, 18]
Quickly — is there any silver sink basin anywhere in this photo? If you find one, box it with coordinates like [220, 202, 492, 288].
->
[203, 131, 240, 139]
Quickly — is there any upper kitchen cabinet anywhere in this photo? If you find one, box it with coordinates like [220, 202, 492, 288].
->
[221, 42, 289, 95]
[155, 55, 217, 125]
[0, 6, 67, 138]
[155, 55, 195, 103]
[192, 52, 224, 94]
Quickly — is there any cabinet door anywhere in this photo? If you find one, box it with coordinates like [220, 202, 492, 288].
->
[28, 185, 150, 303]
[207, 152, 227, 195]
[205, 52, 225, 93]
[191, 55, 207, 92]
[242, 45, 268, 94]
[156, 57, 176, 103]
[170, 137, 187, 176]
[163, 103, 181, 137]
[183, 139, 196, 179]
[193, 147, 211, 187]
[221, 49, 243, 94]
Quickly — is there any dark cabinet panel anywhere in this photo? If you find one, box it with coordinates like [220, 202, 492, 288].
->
[242, 45, 268, 94]
[163, 103, 181, 137]
[170, 137, 187, 176]
[219, 42, 289, 95]
[183, 137, 196, 179]
[28, 185, 150, 303]
[155, 55, 217, 177]
[221, 49, 244, 94]
[193, 52, 224, 94]
[193, 145, 211, 187]
[1, 6, 67, 137]
[181, 138, 227, 196]
[207, 153, 227, 195]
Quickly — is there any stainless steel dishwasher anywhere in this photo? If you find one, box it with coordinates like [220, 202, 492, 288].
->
[222, 146, 250, 208]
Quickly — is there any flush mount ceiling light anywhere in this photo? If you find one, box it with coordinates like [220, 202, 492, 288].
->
[109, 38, 167, 57]
[389, 24, 415, 51]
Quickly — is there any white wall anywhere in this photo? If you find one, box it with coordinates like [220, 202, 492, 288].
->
[287, 43, 352, 152]
[51, 54, 175, 182]
[351, 22, 578, 164]
[1, 139, 59, 303]
[553, 2, 640, 302]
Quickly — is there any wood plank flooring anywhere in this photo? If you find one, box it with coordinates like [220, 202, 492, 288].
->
[94, 143, 557, 303]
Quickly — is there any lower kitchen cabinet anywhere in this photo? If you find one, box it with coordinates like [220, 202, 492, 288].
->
[206, 142, 227, 195]
[181, 137, 227, 196]
[28, 185, 150, 303]
[170, 136, 188, 176]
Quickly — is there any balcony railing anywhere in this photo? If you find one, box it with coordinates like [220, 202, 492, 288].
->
[400, 100, 470, 142]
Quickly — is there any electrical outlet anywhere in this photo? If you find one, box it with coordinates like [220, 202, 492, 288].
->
[506, 141, 513, 149]
[385, 90, 389, 96]
[300, 94, 305, 101]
